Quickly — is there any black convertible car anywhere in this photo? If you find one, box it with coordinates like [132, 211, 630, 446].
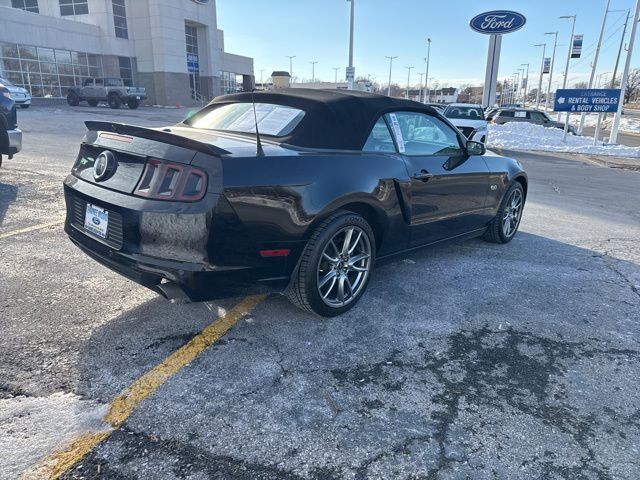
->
[63, 89, 526, 316]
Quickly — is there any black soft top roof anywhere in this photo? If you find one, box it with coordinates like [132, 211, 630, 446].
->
[202, 88, 440, 150]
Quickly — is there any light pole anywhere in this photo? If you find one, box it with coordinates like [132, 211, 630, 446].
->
[333, 67, 340, 84]
[310, 61, 318, 83]
[386, 56, 398, 96]
[578, 0, 611, 135]
[423, 38, 431, 104]
[521, 63, 530, 105]
[559, 15, 577, 127]
[259, 69, 264, 86]
[514, 71, 522, 104]
[347, 0, 355, 90]
[544, 32, 558, 111]
[286, 55, 296, 82]
[611, 0, 640, 143]
[405, 66, 414, 99]
[418, 73, 425, 102]
[534, 43, 546, 108]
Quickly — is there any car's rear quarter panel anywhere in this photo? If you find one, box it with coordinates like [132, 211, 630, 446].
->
[218, 150, 412, 274]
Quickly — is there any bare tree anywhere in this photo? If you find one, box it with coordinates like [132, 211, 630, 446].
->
[624, 68, 640, 104]
[573, 81, 588, 89]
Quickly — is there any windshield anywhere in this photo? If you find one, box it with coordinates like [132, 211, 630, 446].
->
[0, 78, 15, 87]
[444, 106, 484, 120]
[187, 103, 305, 137]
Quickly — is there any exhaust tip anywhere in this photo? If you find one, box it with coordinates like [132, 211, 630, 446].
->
[156, 281, 192, 304]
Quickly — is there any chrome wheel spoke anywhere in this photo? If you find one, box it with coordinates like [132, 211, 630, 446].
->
[319, 270, 337, 288]
[349, 253, 370, 265]
[337, 276, 346, 303]
[347, 231, 362, 254]
[322, 277, 338, 299]
[342, 228, 354, 255]
[350, 265, 368, 272]
[323, 252, 338, 263]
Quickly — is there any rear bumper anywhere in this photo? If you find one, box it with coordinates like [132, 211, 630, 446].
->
[7, 128, 22, 155]
[63, 176, 290, 300]
[126, 94, 147, 101]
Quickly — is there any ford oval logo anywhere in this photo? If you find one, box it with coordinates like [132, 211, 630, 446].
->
[92, 217, 101, 225]
[470, 11, 526, 35]
[93, 151, 117, 181]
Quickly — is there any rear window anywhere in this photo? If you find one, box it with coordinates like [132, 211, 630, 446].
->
[188, 103, 306, 137]
[443, 106, 484, 120]
[498, 110, 515, 117]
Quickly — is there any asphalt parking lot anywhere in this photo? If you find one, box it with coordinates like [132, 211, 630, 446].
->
[1, 105, 639, 480]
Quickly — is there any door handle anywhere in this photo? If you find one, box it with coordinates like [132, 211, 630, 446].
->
[412, 170, 434, 182]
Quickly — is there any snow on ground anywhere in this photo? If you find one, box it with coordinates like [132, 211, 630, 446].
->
[487, 122, 640, 157]
[0, 393, 109, 479]
[569, 112, 640, 134]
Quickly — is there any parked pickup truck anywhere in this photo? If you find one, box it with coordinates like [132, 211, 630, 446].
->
[67, 77, 147, 109]
[0, 82, 22, 168]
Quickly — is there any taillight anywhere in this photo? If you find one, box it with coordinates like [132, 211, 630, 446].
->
[134, 159, 208, 201]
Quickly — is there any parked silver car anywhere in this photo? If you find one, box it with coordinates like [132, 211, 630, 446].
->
[0, 77, 31, 109]
[491, 108, 577, 135]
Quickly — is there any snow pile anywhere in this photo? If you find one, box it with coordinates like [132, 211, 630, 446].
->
[487, 122, 640, 158]
[568, 113, 640, 134]
[0, 393, 109, 478]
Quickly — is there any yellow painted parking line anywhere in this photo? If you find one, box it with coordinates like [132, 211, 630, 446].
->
[23, 294, 267, 480]
[0, 220, 65, 240]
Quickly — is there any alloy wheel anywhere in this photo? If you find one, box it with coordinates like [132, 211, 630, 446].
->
[502, 189, 523, 238]
[317, 226, 372, 307]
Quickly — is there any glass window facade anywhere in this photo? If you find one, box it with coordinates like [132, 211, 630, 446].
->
[11, 0, 39, 13]
[185, 24, 200, 100]
[0, 42, 103, 97]
[118, 56, 133, 86]
[220, 72, 244, 94]
[112, 0, 128, 39]
[59, 0, 88, 16]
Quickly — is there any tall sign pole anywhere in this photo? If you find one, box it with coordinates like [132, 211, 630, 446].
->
[610, 0, 640, 144]
[544, 32, 558, 111]
[578, 0, 610, 135]
[346, 0, 355, 90]
[558, 15, 577, 121]
[534, 43, 546, 108]
[482, 34, 502, 108]
[470, 11, 527, 108]
[423, 38, 431, 104]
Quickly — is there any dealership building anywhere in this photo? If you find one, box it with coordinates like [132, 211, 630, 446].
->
[0, 0, 254, 105]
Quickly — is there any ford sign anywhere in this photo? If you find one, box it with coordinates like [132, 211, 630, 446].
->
[470, 11, 526, 35]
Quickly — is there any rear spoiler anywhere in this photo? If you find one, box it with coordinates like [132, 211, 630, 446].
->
[84, 121, 230, 157]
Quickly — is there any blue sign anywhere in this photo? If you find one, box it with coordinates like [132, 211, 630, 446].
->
[187, 53, 199, 73]
[554, 89, 622, 113]
[470, 11, 526, 35]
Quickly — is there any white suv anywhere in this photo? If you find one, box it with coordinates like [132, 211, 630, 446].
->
[443, 103, 488, 144]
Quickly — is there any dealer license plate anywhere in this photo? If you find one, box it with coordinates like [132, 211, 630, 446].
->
[84, 203, 108, 239]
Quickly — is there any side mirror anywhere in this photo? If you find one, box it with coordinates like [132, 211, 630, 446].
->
[466, 140, 486, 156]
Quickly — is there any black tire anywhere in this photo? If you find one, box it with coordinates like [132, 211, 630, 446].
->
[127, 99, 140, 109]
[484, 182, 525, 244]
[19, 104, 30, 109]
[286, 211, 376, 317]
[67, 92, 80, 106]
[108, 94, 122, 109]
[88, 100, 99, 107]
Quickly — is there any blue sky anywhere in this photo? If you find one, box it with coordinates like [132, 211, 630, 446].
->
[217, 0, 639, 89]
